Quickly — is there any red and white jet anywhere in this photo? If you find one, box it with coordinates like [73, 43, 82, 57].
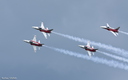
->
[78, 41, 98, 57]
[23, 35, 44, 52]
[32, 22, 53, 39]
[100, 23, 120, 36]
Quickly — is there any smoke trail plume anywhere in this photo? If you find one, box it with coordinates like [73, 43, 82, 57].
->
[119, 30, 128, 35]
[97, 51, 128, 63]
[52, 31, 128, 57]
[44, 45, 128, 71]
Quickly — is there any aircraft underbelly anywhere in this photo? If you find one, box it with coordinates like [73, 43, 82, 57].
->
[40, 30, 51, 33]
[109, 29, 118, 32]
[86, 49, 96, 52]
[31, 43, 42, 46]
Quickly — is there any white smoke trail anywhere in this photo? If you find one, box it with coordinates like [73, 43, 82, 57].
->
[97, 51, 128, 63]
[44, 45, 128, 71]
[52, 31, 128, 57]
[119, 30, 128, 35]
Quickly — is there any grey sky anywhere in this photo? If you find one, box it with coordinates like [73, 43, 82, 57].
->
[0, 0, 128, 80]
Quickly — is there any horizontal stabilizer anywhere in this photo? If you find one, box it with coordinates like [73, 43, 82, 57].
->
[38, 40, 40, 43]
[110, 31, 118, 36]
[48, 33, 50, 36]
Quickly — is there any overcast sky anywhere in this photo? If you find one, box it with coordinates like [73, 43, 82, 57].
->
[0, 0, 128, 80]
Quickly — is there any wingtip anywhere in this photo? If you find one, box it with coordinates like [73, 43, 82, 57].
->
[89, 55, 92, 57]
[34, 50, 36, 53]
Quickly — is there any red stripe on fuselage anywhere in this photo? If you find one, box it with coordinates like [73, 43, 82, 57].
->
[107, 28, 118, 32]
[85, 48, 96, 52]
[40, 29, 51, 33]
[85, 46, 96, 52]
[30, 40, 42, 46]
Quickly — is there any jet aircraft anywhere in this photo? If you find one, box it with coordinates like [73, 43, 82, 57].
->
[24, 35, 44, 52]
[32, 22, 53, 39]
[100, 23, 120, 36]
[78, 41, 98, 57]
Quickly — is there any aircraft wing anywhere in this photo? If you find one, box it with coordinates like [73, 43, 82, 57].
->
[32, 35, 37, 41]
[106, 23, 112, 28]
[87, 51, 91, 57]
[42, 32, 47, 39]
[106, 23, 110, 27]
[87, 41, 90, 47]
[110, 31, 117, 36]
[33, 46, 37, 52]
[41, 22, 45, 29]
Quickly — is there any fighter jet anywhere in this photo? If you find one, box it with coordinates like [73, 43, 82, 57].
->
[78, 41, 98, 57]
[23, 35, 44, 52]
[100, 23, 120, 36]
[32, 22, 53, 39]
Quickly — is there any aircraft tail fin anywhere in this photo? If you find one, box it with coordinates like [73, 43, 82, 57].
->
[95, 49, 98, 50]
[115, 27, 120, 30]
[46, 27, 53, 31]
[49, 29, 53, 31]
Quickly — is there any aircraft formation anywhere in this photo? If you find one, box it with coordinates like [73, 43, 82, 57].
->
[24, 22, 120, 57]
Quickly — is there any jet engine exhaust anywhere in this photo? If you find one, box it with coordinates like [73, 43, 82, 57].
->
[44, 45, 128, 71]
[52, 31, 128, 58]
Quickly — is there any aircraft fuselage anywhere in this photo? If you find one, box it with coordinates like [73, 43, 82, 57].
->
[30, 40, 43, 47]
[33, 27, 53, 33]
[85, 47, 98, 52]
[39, 29, 53, 33]
[105, 28, 118, 32]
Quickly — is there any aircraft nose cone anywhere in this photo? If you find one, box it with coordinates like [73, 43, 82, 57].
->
[78, 45, 84, 48]
[23, 40, 30, 43]
[23, 40, 26, 42]
[78, 45, 82, 47]
[100, 26, 107, 28]
[32, 26, 39, 29]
